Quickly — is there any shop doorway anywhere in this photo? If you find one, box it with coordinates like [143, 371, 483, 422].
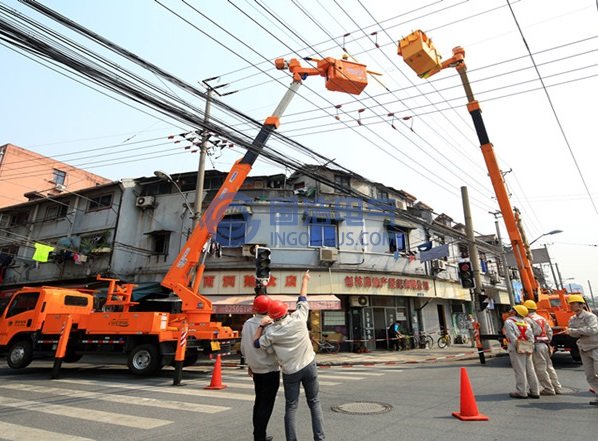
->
[437, 304, 447, 333]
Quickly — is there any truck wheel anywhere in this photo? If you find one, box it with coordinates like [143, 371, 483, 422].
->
[183, 350, 199, 367]
[127, 344, 161, 375]
[7, 340, 33, 369]
[63, 351, 83, 363]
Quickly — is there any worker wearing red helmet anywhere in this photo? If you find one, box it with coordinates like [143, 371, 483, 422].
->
[254, 270, 325, 441]
[564, 295, 598, 406]
[241, 295, 280, 441]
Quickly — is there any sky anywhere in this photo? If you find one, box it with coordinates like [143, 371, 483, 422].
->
[1, 0, 597, 299]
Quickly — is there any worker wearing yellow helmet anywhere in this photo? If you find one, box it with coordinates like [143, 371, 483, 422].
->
[523, 300, 562, 395]
[504, 304, 540, 399]
[564, 295, 598, 406]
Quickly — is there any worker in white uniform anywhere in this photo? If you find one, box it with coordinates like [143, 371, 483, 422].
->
[564, 294, 598, 406]
[523, 300, 562, 395]
[504, 304, 540, 399]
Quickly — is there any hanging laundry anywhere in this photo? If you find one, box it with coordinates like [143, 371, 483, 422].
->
[32, 243, 54, 263]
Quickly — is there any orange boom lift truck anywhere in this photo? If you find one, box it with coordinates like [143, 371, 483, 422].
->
[0, 56, 368, 382]
[397, 30, 581, 361]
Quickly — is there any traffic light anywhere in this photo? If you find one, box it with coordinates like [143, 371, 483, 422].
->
[479, 290, 489, 310]
[458, 261, 475, 289]
[255, 246, 271, 282]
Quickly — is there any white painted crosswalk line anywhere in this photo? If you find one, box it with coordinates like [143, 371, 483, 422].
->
[317, 374, 364, 381]
[0, 396, 170, 429]
[0, 383, 229, 414]
[56, 379, 255, 401]
[0, 421, 95, 441]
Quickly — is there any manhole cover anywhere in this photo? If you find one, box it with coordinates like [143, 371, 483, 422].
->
[331, 401, 392, 415]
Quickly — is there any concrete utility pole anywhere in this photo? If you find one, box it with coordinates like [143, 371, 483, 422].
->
[193, 87, 212, 228]
[554, 262, 564, 290]
[495, 219, 515, 305]
[193, 78, 238, 228]
[461, 187, 490, 333]
[544, 244, 559, 290]
[588, 280, 596, 309]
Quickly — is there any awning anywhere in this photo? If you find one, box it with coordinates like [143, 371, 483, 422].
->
[207, 294, 342, 314]
[383, 218, 419, 230]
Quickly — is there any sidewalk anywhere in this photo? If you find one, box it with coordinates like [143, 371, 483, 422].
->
[220, 343, 506, 368]
[314, 343, 506, 367]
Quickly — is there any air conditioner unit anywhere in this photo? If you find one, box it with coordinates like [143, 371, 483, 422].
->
[136, 196, 155, 209]
[319, 247, 338, 263]
[54, 183, 66, 192]
[431, 260, 446, 271]
[489, 271, 501, 284]
[350, 295, 369, 307]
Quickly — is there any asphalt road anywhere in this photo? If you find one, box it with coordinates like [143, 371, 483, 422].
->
[0, 354, 595, 441]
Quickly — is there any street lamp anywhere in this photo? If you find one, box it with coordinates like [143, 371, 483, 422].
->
[529, 229, 563, 247]
[154, 170, 195, 215]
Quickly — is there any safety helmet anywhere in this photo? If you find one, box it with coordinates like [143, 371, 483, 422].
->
[523, 300, 537, 311]
[567, 294, 586, 304]
[512, 305, 529, 317]
[253, 295, 272, 314]
[268, 300, 288, 320]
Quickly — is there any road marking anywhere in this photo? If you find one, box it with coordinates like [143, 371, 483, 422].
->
[0, 421, 95, 441]
[0, 396, 170, 429]
[56, 379, 255, 401]
[0, 383, 229, 414]
[317, 374, 364, 380]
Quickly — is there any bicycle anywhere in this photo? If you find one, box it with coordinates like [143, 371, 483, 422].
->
[412, 331, 434, 349]
[437, 332, 452, 349]
[312, 338, 340, 354]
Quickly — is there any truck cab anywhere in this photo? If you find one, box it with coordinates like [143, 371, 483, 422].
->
[0, 287, 93, 368]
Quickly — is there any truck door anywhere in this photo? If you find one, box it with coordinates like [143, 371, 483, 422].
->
[0, 291, 41, 343]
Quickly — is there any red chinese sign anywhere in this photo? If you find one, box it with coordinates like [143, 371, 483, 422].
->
[344, 275, 429, 291]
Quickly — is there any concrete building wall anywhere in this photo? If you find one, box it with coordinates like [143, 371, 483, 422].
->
[0, 144, 110, 208]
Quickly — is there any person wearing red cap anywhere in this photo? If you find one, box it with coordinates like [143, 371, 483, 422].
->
[254, 270, 325, 441]
[241, 295, 280, 441]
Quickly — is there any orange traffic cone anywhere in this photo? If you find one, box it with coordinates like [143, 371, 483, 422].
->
[452, 367, 488, 421]
[204, 354, 227, 390]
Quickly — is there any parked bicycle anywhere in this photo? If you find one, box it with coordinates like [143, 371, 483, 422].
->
[412, 331, 434, 349]
[312, 337, 340, 354]
[437, 330, 452, 349]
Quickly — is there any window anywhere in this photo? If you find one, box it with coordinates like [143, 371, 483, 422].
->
[151, 231, 171, 255]
[334, 174, 350, 189]
[64, 295, 89, 307]
[10, 211, 29, 226]
[458, 244, 469, 258]
[87, 194, 113, 211]
[0, 213, 10, 227]
[6, 292, 39, 318]
[44, 204, 68, 221]
[217, 215, 246, 247]
[377, 190, 389, 200]
[52, 169, 66, 185]
[309, 219, 337, 247]
[479, 252, 488, 273]
[388, 230, 408, 253]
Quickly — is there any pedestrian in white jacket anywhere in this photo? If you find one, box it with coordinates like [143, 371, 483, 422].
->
[564, 295, 598, 406]
[504, 305, 540, 399]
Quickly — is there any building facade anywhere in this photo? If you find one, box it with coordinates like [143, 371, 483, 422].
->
[0, 167, 512, 351]
[0, 143, 110, 209]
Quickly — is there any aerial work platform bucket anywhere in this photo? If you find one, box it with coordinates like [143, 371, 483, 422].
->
[398, 30, 442, 79]
[319, 58, 368, 95]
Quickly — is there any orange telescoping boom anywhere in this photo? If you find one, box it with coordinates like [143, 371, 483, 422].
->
[0, 57, 368, 381]
[397, 31, 581, 360]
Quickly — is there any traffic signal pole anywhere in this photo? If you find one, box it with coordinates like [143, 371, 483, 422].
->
[461, 186, 489, 363]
